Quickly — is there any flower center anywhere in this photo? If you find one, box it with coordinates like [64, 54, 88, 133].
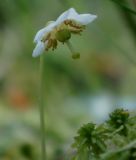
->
[42, 20, 85, 51]
[55, 29, 71, 42]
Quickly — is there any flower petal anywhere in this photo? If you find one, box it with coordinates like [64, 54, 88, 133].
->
[34, 22, 56, 43]
[67, 8, 79, 19]
[34, 28, 46, 43]
[56, 8, 97, 25]
[76, 14, 97, 25]
[32, 41, 45, 57]
[56, 8, 78, 25]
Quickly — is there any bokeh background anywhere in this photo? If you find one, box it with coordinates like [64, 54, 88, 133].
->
[0, 0, 136, 159]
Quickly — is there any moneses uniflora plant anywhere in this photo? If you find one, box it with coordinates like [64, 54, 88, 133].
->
[33, 8, 97, 160]
[33, 8, 97, 59]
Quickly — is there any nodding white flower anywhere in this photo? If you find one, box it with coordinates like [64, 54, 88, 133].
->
[32, 8, 97, 58]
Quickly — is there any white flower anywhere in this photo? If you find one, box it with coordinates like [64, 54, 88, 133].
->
[32, 8, 97, 57]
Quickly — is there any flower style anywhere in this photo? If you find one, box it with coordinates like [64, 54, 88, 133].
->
[32, 8, 97, 58]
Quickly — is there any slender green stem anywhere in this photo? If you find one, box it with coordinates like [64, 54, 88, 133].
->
[101, 140, 136, 159]
[114, 0, 136, 43]
[111, 0, 136, 15]
[110, 125, 124, 137]
[40, 54, 46, 160]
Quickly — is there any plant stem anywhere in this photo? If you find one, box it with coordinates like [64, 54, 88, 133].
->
[111, 0, 136, 15]
[40, 54, 46, 160]
[101, 140, 136, 159]
[110, 125, 124, 137]
[113, 0, 136, 43]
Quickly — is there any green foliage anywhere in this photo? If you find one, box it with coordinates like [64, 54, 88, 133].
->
[108, 109, 129, 127]
[72, 123, 107, 159]
[107, 108, 129, 136]
[72, 108, 136, 160]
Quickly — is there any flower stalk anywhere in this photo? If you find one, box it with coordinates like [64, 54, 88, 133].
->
[39, 54, 46, 160]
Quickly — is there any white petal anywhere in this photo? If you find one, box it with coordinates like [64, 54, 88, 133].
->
[34, 28, 46, 43]
[67, 8, 79, 19]
[56, 8, 97, 25]
[76, 14, 97, 25]
[34, 22, 56, 43]
[56, 8, 78, 25]
[32, 41, 45, 57]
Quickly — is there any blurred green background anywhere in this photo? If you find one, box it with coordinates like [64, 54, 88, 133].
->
[0, 0, 136, 159]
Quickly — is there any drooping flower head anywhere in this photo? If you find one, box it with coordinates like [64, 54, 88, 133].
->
[33, 8, 97, 58]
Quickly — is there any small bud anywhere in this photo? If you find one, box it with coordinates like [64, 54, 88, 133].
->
[55, 29, 71, 42]
[72, 53, 80, 59]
